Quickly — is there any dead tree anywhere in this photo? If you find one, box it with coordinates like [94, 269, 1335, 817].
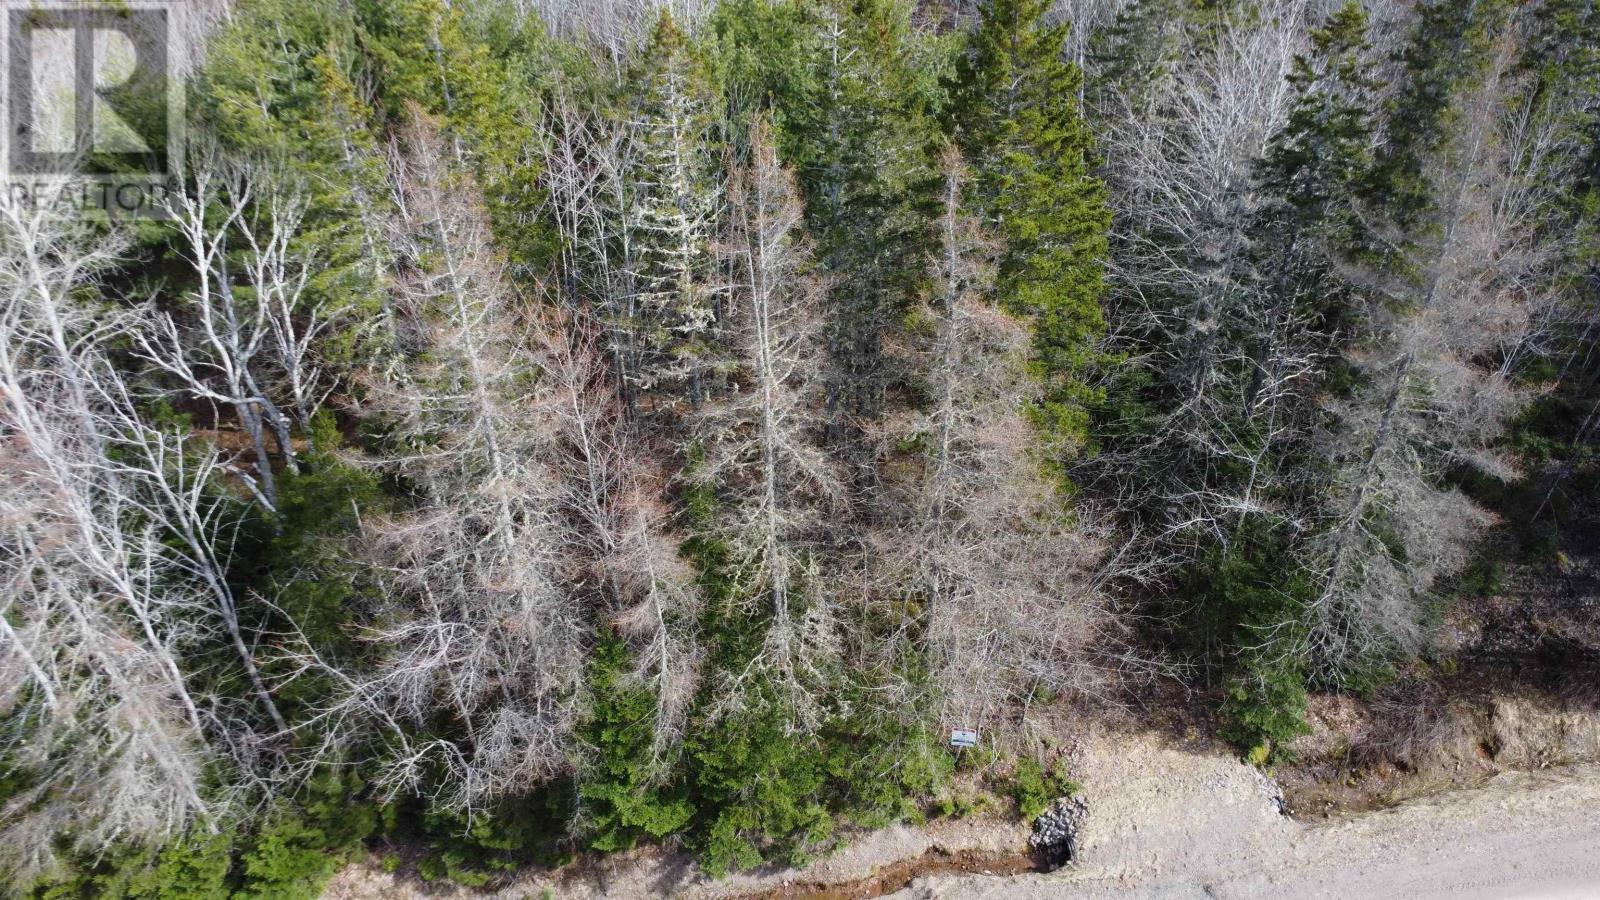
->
[1305, 35, 1537, 669]
[696, 118, 846, 729]
[0, 181, 213, 885]
[868, 151, 1120, 737]
[622, 13, 722, 411]
[234, 168, 341, 432]
[541, 89, 646, 407]
[341, 108, 584, 816]
[540, 314, 702, 761]
[139, 145, 341, 511]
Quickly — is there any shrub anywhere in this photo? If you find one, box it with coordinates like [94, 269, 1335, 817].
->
[1010, 757, 1080, 821]
[577, 634, 694, 852]
[408, 787, 573, 887]
[1219, 656, 1312, 764]
[235, 769, 379, 900]
[688, 694, 832, 876]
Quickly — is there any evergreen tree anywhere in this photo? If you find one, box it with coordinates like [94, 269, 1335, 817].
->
[1296, 0, 1532, 676]
[1258, 0, 1381, 245]
[1085, 0, 1197, 119]
[358, 0, 556, 269]
[951, 0, 1112, 469]
[1181, 0, 1387, 754]
[621, 12, 724, 410]
[1372, 0, 1512, 226]
[16, 0, 1600, 887]
[575, 635, 694, 852]
[706, 0, 821, 154]
[794, 0, 941, 475]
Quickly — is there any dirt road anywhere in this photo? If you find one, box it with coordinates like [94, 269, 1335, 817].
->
[896, 763, 1600, 899]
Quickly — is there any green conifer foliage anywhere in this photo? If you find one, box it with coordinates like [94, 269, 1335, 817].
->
[358, 0, 556, 269]
[18, 0, 1600, 887]
[952, 0, 1112, 469]
[1259, 1, 1380, 238]
[1373, 0, 1512, 226]
[706, 0, 821, 153]
[1165, 0, 1389, 752]
[576, 635, 695, 852]
[197, 0, 391, 350]
[621, 12, 724, 409]
[1520, 0, 1600, 281]
[1084, 0, 1208, 120]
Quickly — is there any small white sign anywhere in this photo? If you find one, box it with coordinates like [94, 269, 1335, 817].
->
[949, 728, 978, 749]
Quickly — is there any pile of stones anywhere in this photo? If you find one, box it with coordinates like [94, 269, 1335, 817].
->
[1029, 795, 1088, 872]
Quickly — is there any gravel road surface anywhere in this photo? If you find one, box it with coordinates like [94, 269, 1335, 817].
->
[895, 758, 1600, 899]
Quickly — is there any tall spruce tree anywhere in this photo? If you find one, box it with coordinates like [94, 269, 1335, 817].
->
[1295, 0, 1535, 676]
[358, 0, 555, 270]
[1075, 0, 1343, 756]
[797, 0, 940, 477]
[622, 12, 724, 411]
[197, 0, 391, 357]
[951, 0, 1112, 470]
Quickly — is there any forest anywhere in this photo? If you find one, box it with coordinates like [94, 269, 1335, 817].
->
[2, 0, 1597, 895]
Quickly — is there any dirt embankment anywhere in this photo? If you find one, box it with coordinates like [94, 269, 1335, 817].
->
[1281, 687, 1600, 816]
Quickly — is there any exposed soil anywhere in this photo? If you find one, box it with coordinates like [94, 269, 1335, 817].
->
[323, 813, 1035, 900]
[897, 763, 1600, 899]
[746, 848, 1037, 900]
[1279, 683, 1600, 817]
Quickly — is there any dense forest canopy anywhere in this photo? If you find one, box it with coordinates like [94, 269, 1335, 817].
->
[1, 0, 1596, 894]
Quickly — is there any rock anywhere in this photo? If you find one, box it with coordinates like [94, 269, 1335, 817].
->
[1028, 796, 1088, 872]
[1253, 766, 1290, 815]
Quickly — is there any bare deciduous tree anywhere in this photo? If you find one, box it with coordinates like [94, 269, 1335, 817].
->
[1085, 0, 1323, 557]
[0, 181, 213, 885]
[139, 145, 340, 511]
